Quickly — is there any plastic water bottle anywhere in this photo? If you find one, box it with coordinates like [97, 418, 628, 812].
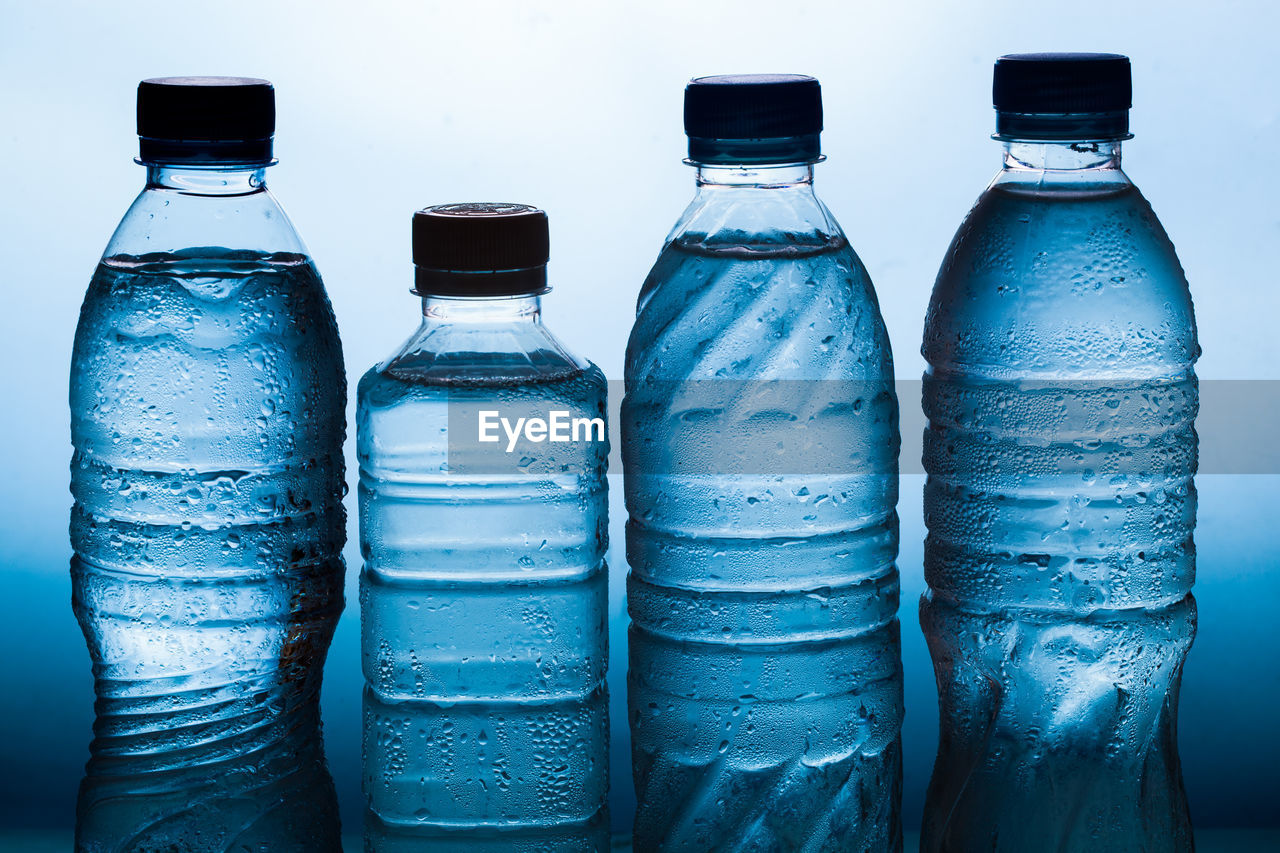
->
[69, 78, 346, 852]
[623, 75, 903, 851]
[359, 204, 610, 851]
[920, 54, 1197, 852]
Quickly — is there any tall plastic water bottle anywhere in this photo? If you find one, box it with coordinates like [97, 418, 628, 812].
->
[69, 78, 346, 852]
[921, 54, 1198, 851]
[359, 205, 610, 851]
[623, 75, 903, 851]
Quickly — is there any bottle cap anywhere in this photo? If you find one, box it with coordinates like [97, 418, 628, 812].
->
[412, 203, 550, 297]
[993, 53, 1132, 140]
[137, 77, 275, 164]
[683, 74, 823, 164]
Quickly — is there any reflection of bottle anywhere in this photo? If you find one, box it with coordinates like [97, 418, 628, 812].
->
[75, 700, 341, 853]
[359, 205, 610, 851]
[69, 77, 346, 853]
[921, 54, 1198, 852]
[623, 75, 903, 851]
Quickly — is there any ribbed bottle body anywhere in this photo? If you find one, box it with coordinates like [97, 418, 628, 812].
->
[70, 250, 346, 852]
[624, 212, 903, 851]
[359, 354, 610, 851]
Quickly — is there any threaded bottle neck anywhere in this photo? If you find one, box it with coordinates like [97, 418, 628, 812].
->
[144, 164, 268, 195]
[1001, 140, 1122, 172]
[420, 293, 543, 323]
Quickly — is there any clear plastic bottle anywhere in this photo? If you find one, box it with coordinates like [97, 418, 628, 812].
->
[69, 78, 345, 852]
[623, 75, 903, 851]
[358, 204, 610, 852]
[920, 54, 1198, 852]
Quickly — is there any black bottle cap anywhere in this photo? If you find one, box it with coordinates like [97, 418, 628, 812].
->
[684, 74, 823, 165]
[412, 204, 550, 297]
[137, 77, 275, 164]
[993, 53, 1132, 140]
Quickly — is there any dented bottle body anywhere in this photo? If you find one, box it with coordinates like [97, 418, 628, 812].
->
[70, 161, 346, 852]
[920, 138, 1198, 852]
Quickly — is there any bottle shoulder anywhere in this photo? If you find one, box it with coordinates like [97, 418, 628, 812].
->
[924, 179, 1197, 377]
[941, 179, 1183, 278]
[366, 315, 603, 391]
[628, 226, 894, 382]
[359, 357, 605, 394]
[103, 183, 310, 261]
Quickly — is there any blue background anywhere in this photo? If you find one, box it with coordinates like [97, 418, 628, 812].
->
[1, 0, 1277, 841]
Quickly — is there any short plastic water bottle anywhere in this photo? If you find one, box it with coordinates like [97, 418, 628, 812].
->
[920, 54, 1198, 852]
[359, 204, 610, 851]
[623, 75, 903, 851]
[69, 78, 346, 852]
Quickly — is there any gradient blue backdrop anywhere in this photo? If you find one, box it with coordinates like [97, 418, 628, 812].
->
[2, 0, 1277, 841]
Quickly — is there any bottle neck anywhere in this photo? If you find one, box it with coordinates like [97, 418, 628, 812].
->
[420, 294, 543, 324]
[996, 140, 1128, 189]
[145, 164, 269, 196]
[693, 161, 815, 189]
